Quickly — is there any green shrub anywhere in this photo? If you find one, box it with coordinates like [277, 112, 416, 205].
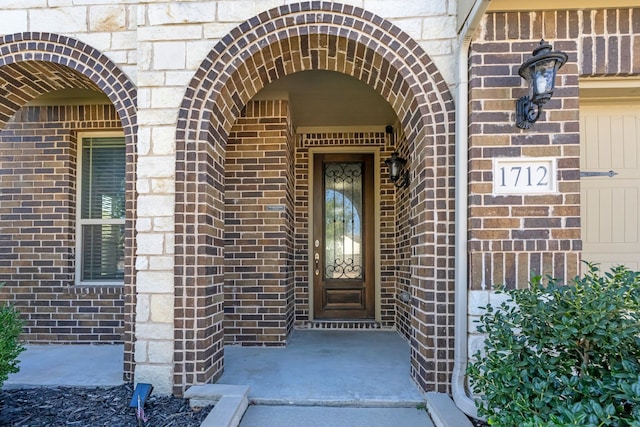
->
[467, 264, 640, 427]
[0, 286, 25, 388]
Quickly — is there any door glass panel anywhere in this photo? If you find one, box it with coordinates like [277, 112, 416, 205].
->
[324, 162, 363, 279]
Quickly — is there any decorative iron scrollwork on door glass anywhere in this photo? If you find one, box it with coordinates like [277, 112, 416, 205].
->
[324, 162, 363, 279]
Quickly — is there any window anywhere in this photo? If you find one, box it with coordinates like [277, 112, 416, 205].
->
[76, 134, 125, 285]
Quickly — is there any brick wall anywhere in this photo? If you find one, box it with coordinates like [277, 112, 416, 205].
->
[0, 104, 125, 343]
[468, 7, 639, 292]
[468, 11, 583, 291]
[224, 100, 295, 345]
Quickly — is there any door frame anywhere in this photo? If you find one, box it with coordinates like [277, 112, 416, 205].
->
[308, 146, 382, 322]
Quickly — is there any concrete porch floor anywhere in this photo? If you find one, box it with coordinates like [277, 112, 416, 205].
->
[218, 329, 424, 406]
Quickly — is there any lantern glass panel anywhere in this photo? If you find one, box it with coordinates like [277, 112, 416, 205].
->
[532, 61, 556, 101]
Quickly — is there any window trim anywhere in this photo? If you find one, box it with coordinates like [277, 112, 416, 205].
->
[75, 131, 126, 287]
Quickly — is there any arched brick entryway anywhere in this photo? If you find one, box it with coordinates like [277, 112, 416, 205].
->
[174, 2, 455, 394]
[0, 32, 137, 380]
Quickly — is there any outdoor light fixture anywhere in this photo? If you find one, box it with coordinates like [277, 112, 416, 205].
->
[385, 151, 410, 189]
[515, 39, 568, 129]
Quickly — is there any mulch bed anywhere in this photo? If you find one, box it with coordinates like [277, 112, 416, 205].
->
[0, 384, 212, 426]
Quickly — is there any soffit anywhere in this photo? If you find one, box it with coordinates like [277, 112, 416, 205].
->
[487, 0, 639, 11]
[253, 70, 398, 129]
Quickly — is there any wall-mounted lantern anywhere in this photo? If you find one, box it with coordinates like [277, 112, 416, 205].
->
[385, 151, 410, 189]
[515, 39, 567, 129]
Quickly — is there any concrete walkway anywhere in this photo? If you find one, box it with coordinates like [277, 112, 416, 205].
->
[3, 344, 124, 389]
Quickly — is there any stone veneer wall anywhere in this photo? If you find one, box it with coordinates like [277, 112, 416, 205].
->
[0, 104, 125, 343]
[467, 7, 639, 355]
[223, 99, 295, 345]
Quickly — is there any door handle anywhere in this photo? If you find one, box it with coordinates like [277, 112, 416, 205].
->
[314, 253, 320, 276]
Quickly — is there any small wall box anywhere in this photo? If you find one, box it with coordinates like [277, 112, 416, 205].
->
[493, 157, 557, 195]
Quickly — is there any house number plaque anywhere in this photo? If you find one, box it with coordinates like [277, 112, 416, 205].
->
[493, 157, 557, 194]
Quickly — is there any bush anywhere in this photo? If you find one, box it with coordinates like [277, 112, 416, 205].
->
[467, 264, 640, 427]
[0, 286, 25, 388]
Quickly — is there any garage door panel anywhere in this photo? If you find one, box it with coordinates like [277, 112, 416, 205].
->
[580, 103, 640, 271]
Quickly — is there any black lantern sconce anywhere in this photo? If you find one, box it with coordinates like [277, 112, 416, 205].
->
[385, 152, 410, 189]
[384, 125, 410, 189]
[515, 39, 567, 129]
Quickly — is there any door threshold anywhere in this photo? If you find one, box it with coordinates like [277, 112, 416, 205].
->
[297, 320, 393, 330]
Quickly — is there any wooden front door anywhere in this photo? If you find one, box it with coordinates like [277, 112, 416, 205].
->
[312, 153, 375, 319]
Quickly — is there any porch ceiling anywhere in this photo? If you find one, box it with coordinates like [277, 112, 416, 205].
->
[0, 61, 105, 113]
[253, 70, 398, 129]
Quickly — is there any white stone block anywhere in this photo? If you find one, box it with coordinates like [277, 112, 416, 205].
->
[149, 256, 174, 271]
[202, 22, 236, 39]
[0, 10, 28, 35]
[489, 291, 513, 308]
[136, 321, 173, 340]
[134, 364, 173, 396]
[164, 233, 175, 255]
[138, 194, 175, 217]
[186, 40, 216, 69]
[137, 88, 152, 109]
[138, 25, 203, 42]
[134, 340, 148, 363]
[148, 340, 174, 364]
[104, 50, 128, 67]
[136, 294, 150, 322]
[29, 6, 88, 33]
[2, 0, 45, 8]
[150, 294, 174, 323]
[468, 315, 483, 334]
[136, 218, 152, 232]
[138, 156, 175, 179]
[151, 127, 177, 155]
[89, 4, 127, 32]
[468, 290, 489, 316]
[135, 254, 150, 270]
[391, 18, 422, 41]
[111, 31, 136, 51]
[419, 39, 453, 57]
[150, 178, 175, 194]
[138, 109, 179, 126]
[217, 0, 283, 22]
[151, 87, 187, 109]
[136, 179, 151, 194]
[121, 65, 137, 84]
[468, 334, 486, 360]
[138, 71, 166, 87]
[165, 71, 196, 86]
[153, 216, 174, 232]
[138, 42, 153, 70]
[137, 271, 174, 293]
[136, 233, 165, 255]
[363, 0, 447, 18]
[153, 41, 186, 70]
[422, 16, 457, 40]
[148, 1, 215, 26]
[78, 32, 112, 53]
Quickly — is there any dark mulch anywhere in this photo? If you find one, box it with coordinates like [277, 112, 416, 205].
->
[0, 384, 212, 427]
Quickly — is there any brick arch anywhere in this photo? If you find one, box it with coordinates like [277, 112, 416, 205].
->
[174, 1, 455, 394]
[0, 32, 138, 380]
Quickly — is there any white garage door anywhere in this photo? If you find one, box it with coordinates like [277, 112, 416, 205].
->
[580, 103, 640, 271]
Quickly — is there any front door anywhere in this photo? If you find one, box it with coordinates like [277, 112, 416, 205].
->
[312, 153, 375, 319]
